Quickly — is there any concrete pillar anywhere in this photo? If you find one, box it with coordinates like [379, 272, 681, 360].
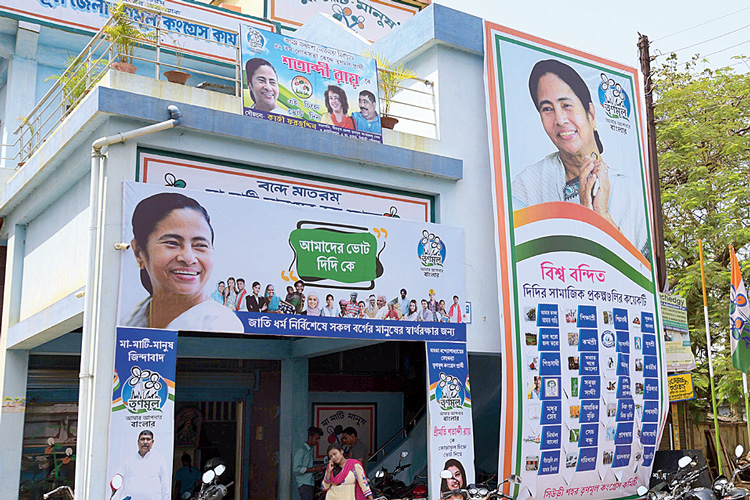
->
[0, 224, 28, 500]
[1, 22, 40, 170]
[74, 138, 136, 500]
[280, 357, 309, 500]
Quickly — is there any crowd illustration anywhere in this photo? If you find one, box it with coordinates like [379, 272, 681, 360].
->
[211, 278, 463, 323]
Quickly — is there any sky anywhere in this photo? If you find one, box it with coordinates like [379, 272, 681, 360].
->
[433, 0, 750, 73]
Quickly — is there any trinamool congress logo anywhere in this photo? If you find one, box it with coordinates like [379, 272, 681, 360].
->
[435, 373, 464, 410]
[122, 366, 168, 414]
[598, 73, 631, 120]
[418, 230, 446, 267]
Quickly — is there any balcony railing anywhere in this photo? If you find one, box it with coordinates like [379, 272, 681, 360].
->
[9, 2, 437, 168]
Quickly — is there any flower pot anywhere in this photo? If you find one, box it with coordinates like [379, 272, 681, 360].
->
[381, 116, 398, 129]
[111, 62, 137, 74]
[164, 70, 191, 85]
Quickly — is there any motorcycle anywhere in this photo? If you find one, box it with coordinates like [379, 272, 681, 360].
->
[710, 446, 750, 500]
[638, 455, 708, 500]
[372, 451, 412, 499]
[44, 473, 125, 500]
[194, 458, 234, 500]
[439, 470, 521, 500]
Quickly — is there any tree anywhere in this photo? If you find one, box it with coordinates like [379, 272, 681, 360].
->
[655, 53, 750, 418]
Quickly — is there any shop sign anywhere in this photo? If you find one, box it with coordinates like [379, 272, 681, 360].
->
[426, 342, 475, 500]
[118, 182, 466, 342]
[0, 0, 275, 63]
[106, 327, 178, 500]
[240, 27, 382, 142]
[313, 404, 375, 460]
[137, 152, 432, 222]
[267, 0, 419, 42]
[667, 373, 694, 402]
[485, 22, 667, 500]
[659, 293, 696, 372]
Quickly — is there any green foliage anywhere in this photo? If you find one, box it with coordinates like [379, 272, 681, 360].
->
[104, 2, 155, 64]
[655, 53, 750, 419]
[45, 54, 105, 107]
[363, 50, 417, 116]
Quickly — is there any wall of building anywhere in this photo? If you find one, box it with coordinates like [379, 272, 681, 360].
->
[19, 174, 89, 321]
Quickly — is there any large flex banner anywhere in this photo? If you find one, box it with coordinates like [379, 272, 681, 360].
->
[0, 0, 275, 64]
[484, 23, 668, 500]
[106, 327, 178, 500]
[117, 182, 465, 342]
[426, 342, 475, 500]
[240, 26, 382, 142]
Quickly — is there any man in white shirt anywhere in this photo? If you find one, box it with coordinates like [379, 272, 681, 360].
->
[115, 430, 170, 500]
[374, 295, 389, 319]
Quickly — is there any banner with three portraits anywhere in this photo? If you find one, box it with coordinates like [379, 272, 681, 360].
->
[240, 26, 383, 142]
[484, 23, 668, 500]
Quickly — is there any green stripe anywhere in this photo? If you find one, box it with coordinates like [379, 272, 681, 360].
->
[515, 235, 654, 292]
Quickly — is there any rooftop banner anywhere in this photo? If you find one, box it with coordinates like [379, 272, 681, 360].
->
[240, 26, 383, 142]
[0, 0, 275, 63]
[266, 0, 420, 42]
[484, 22, 668, 500]
[118, 182, 465, 342]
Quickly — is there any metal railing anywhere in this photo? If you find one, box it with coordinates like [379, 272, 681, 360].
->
[367, 404, 426, 464]
[9, 2, 437, 169]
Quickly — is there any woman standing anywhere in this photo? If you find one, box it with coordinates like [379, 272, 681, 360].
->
[306, 293, 322, 316]
[402, 300, 419, 321]
[224, 277, 238, 310]
[265, 284, 280, 313]
[322, 443, 374, 500]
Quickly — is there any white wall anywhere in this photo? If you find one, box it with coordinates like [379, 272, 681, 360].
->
[19, 173, 89, 320]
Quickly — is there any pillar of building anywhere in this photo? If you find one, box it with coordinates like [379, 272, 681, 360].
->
[0, 224, 28, 500]
[280, 357, 310, 500]
[1, 21, 40, 171]
[74, 138, 137, 500]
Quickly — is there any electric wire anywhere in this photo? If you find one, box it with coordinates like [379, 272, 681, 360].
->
[651, 6, 750, 43]
[655, 23, 750, 57]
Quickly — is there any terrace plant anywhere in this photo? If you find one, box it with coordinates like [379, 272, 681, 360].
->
[363, 50, 417, 127]
[104, 2, 155, 72]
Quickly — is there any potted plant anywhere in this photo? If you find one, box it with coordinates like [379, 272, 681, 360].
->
[104, 2, 154, 74]
[163, 37, 190, 85]
[363, 50, 417, 129]
[46, 54, 105, 111]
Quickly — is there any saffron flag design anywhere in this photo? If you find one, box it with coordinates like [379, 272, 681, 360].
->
[730, 245, 750, 373]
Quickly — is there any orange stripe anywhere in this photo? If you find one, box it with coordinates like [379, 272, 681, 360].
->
[513, 202, 652, 270]
[484, 22, 516, 484]
[484, 21, 639, 75]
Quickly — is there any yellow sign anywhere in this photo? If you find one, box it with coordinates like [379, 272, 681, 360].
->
[668, 373, 695, 402]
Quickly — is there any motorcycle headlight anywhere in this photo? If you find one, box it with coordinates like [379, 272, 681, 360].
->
[468, 488, 478, 497]
[713, 477, 729, 496]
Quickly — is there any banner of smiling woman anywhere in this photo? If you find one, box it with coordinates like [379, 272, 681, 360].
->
[483, 22, 668, 500]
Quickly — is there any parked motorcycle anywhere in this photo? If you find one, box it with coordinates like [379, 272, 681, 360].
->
[638, 455, 707, 500]
[194, 458, 234, 500]
[372, 451, 411, 499]
[710, 446, 750, 500]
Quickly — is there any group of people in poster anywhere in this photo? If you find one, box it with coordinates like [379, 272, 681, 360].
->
[211, 277, 463, 323]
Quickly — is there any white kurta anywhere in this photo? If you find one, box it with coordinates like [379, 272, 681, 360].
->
[511, 152, 649, 257]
